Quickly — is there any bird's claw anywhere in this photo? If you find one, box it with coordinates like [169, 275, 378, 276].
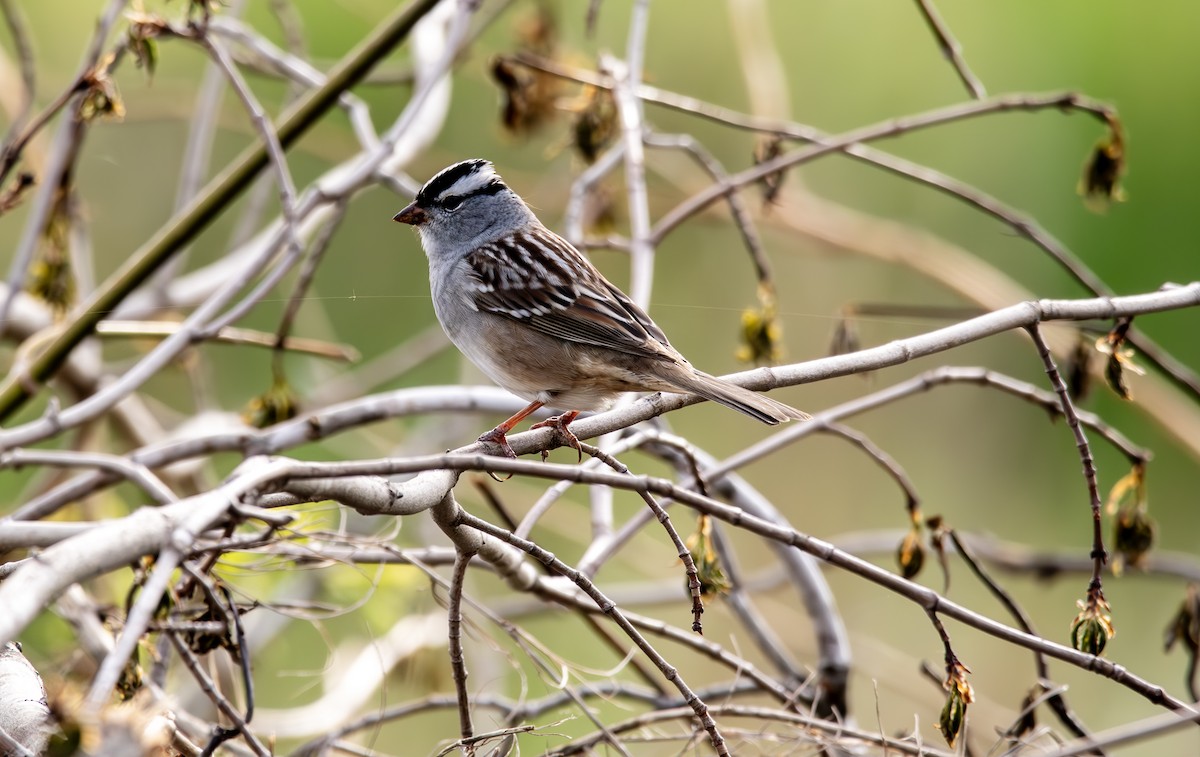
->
[477, 426, 517, 481]
[530, 410, 582, 462]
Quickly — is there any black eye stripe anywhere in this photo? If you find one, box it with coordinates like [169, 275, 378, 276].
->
[428, 179, 507, 210]
[473, 181, 506, 197]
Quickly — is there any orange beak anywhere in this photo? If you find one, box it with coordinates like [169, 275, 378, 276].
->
[393, 203, 428, 225]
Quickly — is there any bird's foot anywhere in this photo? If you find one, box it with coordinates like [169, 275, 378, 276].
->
[530, 410, 582, 462]
[476, 425, 519, 459]
[477, 425, 518, 481]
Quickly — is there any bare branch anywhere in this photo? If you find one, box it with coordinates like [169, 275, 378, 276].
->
[0, 0, 445, 421]
[913, 0, 987, 98]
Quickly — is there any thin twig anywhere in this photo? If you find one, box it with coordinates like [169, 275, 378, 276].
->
[913, 0, 987, 98]
[476, 474, 668, 696]
[88, 548, 185, 708]
[578, 440, 706, 634]
[434, 724, 543, 757]
[651, 92, 1112, 244]
[818, 422, 921, 510]
[1026, 326, 1108, 604]
[0, 447, 177, 505]
[946, 530, 1098, 747]
[832, 529, 1200, 585]
[519, 575, 806, 709]
[634, 432, 828, 701]
[404, 552, 637, 757]
[1039, 706, 1200, 757]
[271, 200, 349, 373]
[452, 509, 731, 756]
[447, 548, 476, 752]
[267, 0, 307, 61]
[548, 702, 953, 757]
[925, 608, 972, 741]
[709, 358, 1156, 483]
[644, 131, 774, 288]
[180, 564, 258, 726]
[707, 519, 805, 681]
[167, 632, 270, 757]
[288, 682, 764, 757]
[0, 0, 36, 145]
[156, 0, 248, 302]
[209, 16, 379, 152]
[191, 27, 303, 275]
[95, 319, 360, 361]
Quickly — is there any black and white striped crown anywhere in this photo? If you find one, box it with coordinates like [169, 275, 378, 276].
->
[415, 159, 507, 209]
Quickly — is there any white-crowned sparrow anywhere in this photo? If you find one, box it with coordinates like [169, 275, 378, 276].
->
[394, 159, 808, 457]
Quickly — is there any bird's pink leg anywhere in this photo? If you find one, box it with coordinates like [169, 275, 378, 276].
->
[477, 400, 545, 459]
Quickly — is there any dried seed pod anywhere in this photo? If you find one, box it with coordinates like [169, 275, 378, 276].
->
[1079, 119, 1127, 212]
[736, 302, 783, 366]
[243, 376, 300, 428]
[1113, 505, 1156, 571]
[1096, 318, 1143, 400]
[570, 85, 618, 164]
[78, 52, 125, 122]
[491, 6, 562, 136]
[1070, 593, 1115, 656]
[937, 660, 975, 748]
[685, 516, 731, 596]
[896, 528, 925, 579]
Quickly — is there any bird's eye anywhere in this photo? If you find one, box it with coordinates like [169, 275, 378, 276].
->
[442, 195, 464, 211]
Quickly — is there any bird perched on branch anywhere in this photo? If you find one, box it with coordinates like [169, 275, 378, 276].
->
[394, 159, 808, 458]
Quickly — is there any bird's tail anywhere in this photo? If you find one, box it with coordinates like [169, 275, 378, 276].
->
[674, 370, 810, 425]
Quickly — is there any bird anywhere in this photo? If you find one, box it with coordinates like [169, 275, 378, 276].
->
[393, 158, 808, 459]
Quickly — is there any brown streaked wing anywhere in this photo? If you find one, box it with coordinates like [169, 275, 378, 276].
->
[463, 228, 675, 362]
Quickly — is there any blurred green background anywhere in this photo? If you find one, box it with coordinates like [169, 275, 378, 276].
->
[2, 0, 1198, 754]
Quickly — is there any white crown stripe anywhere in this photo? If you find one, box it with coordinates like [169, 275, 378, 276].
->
[432, 163, 499, 202]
